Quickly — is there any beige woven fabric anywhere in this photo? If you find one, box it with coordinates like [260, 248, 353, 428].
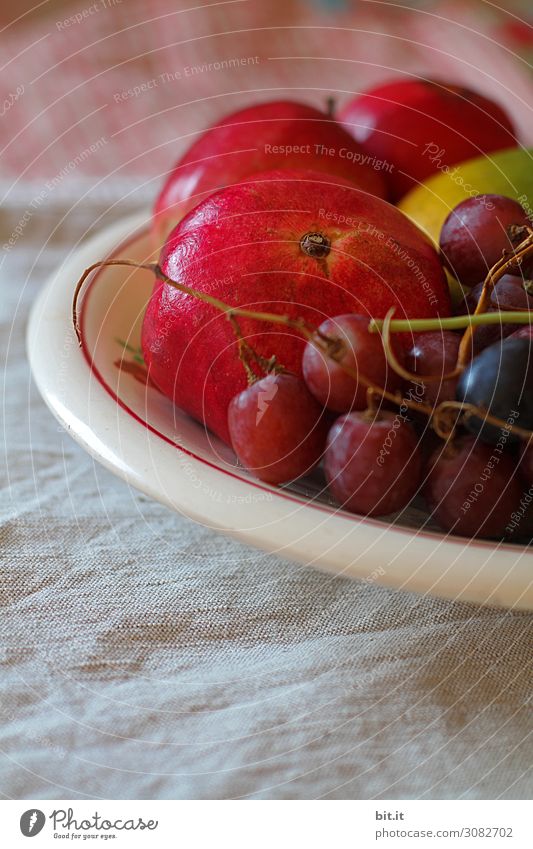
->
[1, 186, 532, 800]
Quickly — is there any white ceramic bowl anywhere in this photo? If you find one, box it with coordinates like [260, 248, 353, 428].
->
[27, 212, 533, 610]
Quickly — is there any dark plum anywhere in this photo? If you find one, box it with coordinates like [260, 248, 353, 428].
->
[456, 337, 533, 444]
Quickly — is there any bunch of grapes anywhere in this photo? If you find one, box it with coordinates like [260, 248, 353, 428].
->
[227, 194, 533, 541]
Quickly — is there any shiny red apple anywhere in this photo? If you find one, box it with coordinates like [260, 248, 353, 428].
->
[338, 78, 516, 200]
[153, 99, 387, 245]
[142, 170, 450, 443]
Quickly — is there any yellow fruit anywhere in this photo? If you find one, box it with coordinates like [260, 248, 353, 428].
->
[445, 269, 466, 310]
[397, 146, 533, 246]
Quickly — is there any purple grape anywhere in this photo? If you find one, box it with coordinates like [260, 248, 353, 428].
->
[440, 194, 530, 287]
[460, 274, 533, 354]
[405, 331, 460, 406]
[492, 273, 533, 309]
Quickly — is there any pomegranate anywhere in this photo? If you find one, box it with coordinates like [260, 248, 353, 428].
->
[142, 170, 450, 443]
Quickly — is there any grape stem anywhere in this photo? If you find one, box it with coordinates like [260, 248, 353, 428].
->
[456, 227, 533, 368]
[369, 310, 533, 333]
[434, 400, 533, 440]
[72, 244, 533, 442]
[228, 314, 286, 384]
[72, 259, 316, 343]
[72, 258, 435, 418]
[369, 229, 533, 344]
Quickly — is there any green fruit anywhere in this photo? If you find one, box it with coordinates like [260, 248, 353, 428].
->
[398, 146, 533, 245]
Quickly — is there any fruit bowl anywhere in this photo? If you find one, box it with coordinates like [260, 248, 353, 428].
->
[27, 212, 533, 610]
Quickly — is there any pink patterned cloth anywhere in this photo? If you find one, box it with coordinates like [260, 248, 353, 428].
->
[1, 0, 532, 183]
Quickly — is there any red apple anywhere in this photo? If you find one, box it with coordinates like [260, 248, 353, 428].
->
[142, 170, 450, 443]
[338, 79, 516, 200]
[153, 100, 387, 245]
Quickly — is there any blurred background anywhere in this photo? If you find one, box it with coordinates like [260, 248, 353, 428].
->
[1, 0, 532, 194]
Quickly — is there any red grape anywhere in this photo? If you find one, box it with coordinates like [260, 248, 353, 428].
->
[424, 436, 525, 538]
[405, 331, 460, 406]
[439, 194, 530, 287]
[302, 314, 404, 412]
[228, 373, 328, 484]
[324, 411, 422, 516]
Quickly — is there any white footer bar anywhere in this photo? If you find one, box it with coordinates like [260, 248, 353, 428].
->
[2, 799, 530, 848]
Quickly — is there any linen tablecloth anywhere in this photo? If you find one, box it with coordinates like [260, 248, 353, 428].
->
[1, 0, 532, 799]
